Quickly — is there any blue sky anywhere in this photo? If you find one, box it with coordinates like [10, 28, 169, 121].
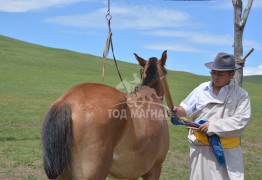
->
[0, 0, 261, 76]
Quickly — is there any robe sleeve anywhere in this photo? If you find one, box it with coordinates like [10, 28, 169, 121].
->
[207, 93, 251, 137]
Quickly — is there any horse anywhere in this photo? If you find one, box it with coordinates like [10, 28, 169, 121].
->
[42, 50, 169, 180]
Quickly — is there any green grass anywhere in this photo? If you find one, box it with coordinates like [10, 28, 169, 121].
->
[244, 75, 262, 84]
[0, 35, 261, 179]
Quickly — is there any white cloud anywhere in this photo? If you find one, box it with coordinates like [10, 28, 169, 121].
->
[144, 30, 262, 51]
[111, 5, 190, 29]
[0, 0, 94, 12]
[243, 39, 262, 50]
[45, 8, 107, 28]
[190, 33, 233, 45]
[143, 30, 233, 53]
[145, 30, 234, 46]
[244, 64, 262, 76]
[144, 43, 210, 54]
[253, 1, 262, 8]
[46, 8, 106, 28]
[46, 4, 191, 29]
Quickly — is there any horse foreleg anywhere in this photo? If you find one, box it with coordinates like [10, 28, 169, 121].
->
[142, 165, 162, 180]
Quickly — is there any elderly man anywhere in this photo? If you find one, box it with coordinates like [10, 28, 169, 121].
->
[172, 52, 251, 180]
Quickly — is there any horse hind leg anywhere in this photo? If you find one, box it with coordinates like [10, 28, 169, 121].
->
[70, 143, 114, 180]
[70, 115, 117, 179]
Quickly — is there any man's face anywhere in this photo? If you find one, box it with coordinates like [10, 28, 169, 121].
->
[210, 70, 235, 87]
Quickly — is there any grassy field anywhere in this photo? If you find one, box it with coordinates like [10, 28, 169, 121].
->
[0, 35, 261, 179]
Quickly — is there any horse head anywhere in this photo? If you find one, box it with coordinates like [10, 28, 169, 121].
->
[133, 50, 167, 97]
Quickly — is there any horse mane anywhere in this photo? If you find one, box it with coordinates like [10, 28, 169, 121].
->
[141, 57, 159, 86]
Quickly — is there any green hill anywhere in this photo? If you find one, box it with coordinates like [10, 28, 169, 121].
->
[0, 35, 261, 179]
[244, 75, 262, 84]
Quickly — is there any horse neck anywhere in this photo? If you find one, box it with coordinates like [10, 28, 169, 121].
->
[142, 79, 164, 101]
[141, 59, 164, 100]
[151, 80, 164, 100]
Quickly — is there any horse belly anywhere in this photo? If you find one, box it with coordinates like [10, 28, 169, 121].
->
[109, 150, 155, 178]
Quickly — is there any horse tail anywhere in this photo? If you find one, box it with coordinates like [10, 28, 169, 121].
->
[42, 103, 72, 179]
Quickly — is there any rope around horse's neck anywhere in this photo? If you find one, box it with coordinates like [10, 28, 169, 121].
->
[102, 0, 128, 93]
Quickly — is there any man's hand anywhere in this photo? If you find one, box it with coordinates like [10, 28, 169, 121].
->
[167, 106, 187, 117]
[198, 121, 210, 134]
[167, 107, 177, 118]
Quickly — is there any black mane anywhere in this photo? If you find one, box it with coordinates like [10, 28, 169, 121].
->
[142, 57, 159, 86]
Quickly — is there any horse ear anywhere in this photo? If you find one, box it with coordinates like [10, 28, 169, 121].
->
[134, 53, 146, 67]
[159, 50, 167, 66]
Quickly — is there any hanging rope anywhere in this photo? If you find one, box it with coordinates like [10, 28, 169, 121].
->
[102, 0, 128, 93]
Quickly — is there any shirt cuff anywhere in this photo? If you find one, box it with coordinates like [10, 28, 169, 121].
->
[180, 102, 193, 116]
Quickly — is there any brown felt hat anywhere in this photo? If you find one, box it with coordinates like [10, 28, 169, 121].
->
[205, 52, 241, 71]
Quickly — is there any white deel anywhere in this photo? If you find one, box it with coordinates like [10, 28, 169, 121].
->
[180, 80, 251, 180]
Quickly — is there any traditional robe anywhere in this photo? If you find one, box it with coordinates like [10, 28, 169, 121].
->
[180, 81, 251, 180]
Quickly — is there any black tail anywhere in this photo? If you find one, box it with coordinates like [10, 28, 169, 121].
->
[42, 103, 72, 179]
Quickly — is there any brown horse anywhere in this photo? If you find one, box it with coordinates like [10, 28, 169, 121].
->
[42, 50, 169, 180]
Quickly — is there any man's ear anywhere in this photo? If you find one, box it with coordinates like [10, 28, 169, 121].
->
[134, 53, 146, 67]
[159, 50, 167, 66]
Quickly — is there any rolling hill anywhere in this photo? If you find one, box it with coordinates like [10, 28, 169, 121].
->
[244, 75, 262, 84]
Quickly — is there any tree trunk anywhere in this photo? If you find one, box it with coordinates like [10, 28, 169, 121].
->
[232, 0, 253, 86]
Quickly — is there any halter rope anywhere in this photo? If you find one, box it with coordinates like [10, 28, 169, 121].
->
[102, 0, 128, 93]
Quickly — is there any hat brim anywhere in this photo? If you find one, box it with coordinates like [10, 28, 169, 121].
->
[205, 62, 242, 71]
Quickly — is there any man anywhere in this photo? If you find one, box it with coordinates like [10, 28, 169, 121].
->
[171, 52, 251, 180]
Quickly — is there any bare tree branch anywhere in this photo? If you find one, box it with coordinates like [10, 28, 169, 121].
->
[233, 0, 243, 27]
[236, 48, 254, 64]
[241, 0, 253, 27]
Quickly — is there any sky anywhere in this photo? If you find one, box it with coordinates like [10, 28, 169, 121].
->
[0, 0, 261, 76]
